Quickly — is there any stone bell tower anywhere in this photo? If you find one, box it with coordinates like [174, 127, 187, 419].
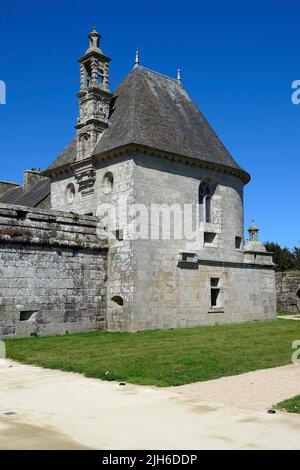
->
[248, 219, 259, 242]
[74, 27, 112, 193]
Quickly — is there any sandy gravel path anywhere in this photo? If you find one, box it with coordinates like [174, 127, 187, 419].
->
[168, 364, 300, 411]
[0, 359, 300, 450]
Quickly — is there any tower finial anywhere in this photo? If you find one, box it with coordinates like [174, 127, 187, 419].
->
[88, 26, 101, 50]
[135, 49, 140, 67]
[177, 67, 182, 84]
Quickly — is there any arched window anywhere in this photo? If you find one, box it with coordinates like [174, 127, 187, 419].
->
[199, 181, 213, 223]
[81, 134, 90, 157]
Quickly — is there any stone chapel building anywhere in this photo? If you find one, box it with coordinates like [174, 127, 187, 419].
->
[0, 29, 276, 338]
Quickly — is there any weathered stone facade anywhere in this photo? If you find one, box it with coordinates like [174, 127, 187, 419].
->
[48, 149, 276, 332]
[0, 204, 107, 338]
[276, 271, 300, 313]
[0, 29, 277, 337]
[125, 154, 275, 331]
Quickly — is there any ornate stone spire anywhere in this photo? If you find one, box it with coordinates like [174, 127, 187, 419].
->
[74, 28, 113, 193]
[75, 27, 112, 164]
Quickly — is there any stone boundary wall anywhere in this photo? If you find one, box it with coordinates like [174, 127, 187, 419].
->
[0, 204, 108, 338]
[276, 271, 300, 313]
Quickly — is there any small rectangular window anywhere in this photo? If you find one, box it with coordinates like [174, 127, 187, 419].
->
[210, 278, 220, 287]
[211, 289, 220, 308]
[115, 229, 123, 241]
[20, 311, 36, 322]
[235, 236, 242, 250]
[204, 232, 216, 245]
[210, 278, 223, 309]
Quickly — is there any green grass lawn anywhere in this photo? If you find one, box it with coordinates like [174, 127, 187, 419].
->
[5, 319, 300, 387]
[275, 395, 300, 414]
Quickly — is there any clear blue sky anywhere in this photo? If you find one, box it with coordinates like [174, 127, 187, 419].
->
[0, 0, 299, 248]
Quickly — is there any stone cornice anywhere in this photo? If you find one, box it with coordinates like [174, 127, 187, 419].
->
[78, 50, 111, 63]
[178, 258, 275, 270]
[77, 87, 113, 100]
[44, 143, 251, 184]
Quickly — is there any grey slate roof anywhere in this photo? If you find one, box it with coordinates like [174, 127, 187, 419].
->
[46, 138, 77, 171]
[46, 66, 247, 177]
[0, 178, 51, 207]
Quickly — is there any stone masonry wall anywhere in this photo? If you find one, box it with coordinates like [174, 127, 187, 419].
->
[128, 154, 276, 331]
[50, 155, 136, 332]
[276, 271, 300, 313]
[49, 151, 276, 332]
[0, 204, 108, 338]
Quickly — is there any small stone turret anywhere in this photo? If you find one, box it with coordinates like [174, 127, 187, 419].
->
[244, 220, 274, 265]
[245, 219, 265, 251]
[248, 219, 259, 242]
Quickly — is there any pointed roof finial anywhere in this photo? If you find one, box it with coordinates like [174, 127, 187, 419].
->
[177, 67, 182, 85]
[135, 49, 140, 67]
[88, 26, 101, 50]
[249, 219, 258, 231]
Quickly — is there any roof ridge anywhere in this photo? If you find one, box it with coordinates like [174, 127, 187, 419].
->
[131, 62, 138, 144]
[136, 65, 180, 84]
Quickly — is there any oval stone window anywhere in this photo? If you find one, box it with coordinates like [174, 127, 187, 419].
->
[65, 183, 75, 204]
[102, 172, 114, 194]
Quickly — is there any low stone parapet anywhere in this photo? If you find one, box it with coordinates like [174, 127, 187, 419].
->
[0, 204, 108, 338]
[276, 271, 300, 313]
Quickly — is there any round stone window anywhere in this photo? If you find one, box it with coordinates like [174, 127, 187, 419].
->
[102, 172, 114, 194]
[65, 183, 75, 204]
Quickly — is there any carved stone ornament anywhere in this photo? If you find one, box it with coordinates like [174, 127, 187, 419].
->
[74, 163, 96, 195]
